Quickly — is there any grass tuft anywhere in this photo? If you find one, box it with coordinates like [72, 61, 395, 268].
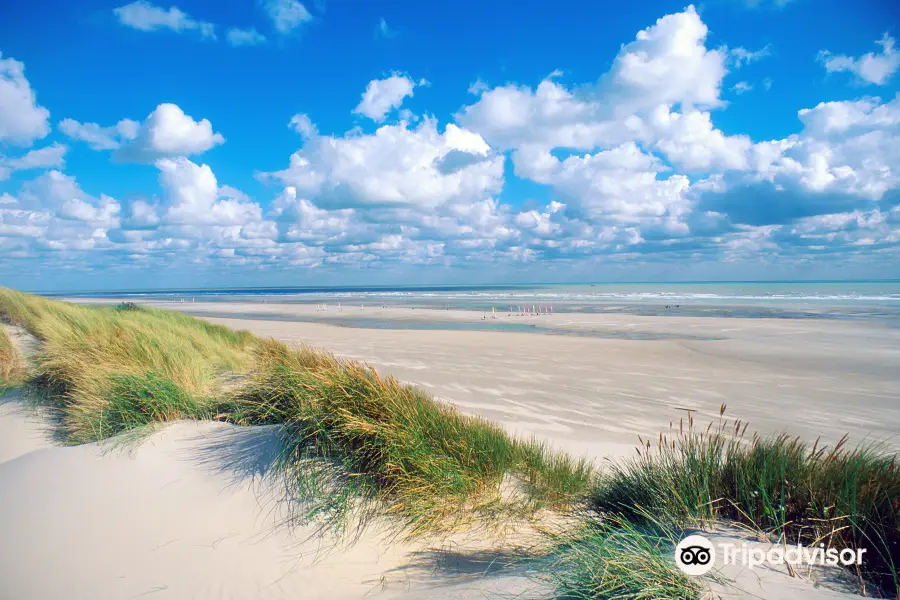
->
[228, 340, 594, 535]
[0, 325, 26, 389]
[591, 409, 900, 595]
[113, 301, 143, 313]
[87, 371, 206, 440]
[0, 287, 258, 442]
[540, 513, 703, 600]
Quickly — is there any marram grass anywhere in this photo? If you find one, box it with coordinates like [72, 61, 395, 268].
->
[539, 513, 703, 600]
[0, 288, 594, 537]
[0, 288, 258, 443]
[225, 340, 594, 535]
[0, 324, 25, 388]
[591, 405, 900, 596]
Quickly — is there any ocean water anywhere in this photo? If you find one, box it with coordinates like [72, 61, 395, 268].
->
[52, 281, 900, 322]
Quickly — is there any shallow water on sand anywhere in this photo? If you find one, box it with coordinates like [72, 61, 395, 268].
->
[180, 310, 725, 341]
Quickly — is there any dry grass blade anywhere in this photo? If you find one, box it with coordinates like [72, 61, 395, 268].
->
[0, 325, 26, 388]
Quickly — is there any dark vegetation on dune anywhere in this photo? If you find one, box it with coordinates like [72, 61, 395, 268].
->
[1, 286, 898, 598]
[590, 409, 900, 596]
[0, 324, 25, 389]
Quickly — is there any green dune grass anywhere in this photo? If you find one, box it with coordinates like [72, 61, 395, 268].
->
[0, 288, 593, 535]
[227, 339, 593, 534]
[541, 514, 703, 600]
[588, 408, 900, 595]
[0, 324, 25, 389]
[0, 288, 258, 442]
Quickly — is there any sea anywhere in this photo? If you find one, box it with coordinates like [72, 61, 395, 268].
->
[48, 281, 900, 324]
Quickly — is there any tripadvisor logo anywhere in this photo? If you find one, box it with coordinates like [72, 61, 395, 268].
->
[675, 533, 867, 576]
[675, 535, 716, 575]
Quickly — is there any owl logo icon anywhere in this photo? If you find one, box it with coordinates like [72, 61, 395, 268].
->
[675, 535, 716, 575]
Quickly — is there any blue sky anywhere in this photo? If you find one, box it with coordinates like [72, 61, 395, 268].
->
[0, 0, 898, 291]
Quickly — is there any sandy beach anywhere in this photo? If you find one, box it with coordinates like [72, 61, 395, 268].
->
[0, 411, 549, 600]
[2, 296, 898, 600]
[125, 299, 900, 461]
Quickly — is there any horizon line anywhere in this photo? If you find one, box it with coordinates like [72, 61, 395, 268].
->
[18, 278, 900, 295]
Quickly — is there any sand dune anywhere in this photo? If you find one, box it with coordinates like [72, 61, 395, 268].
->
[0, 417, 549, 600]
[0, 403, 869, 600]
[0, 391, 55, 464]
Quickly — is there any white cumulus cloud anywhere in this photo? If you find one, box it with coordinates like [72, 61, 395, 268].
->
[819, 33, 900, 86]
[261, 116, 503, 211]
[606, 5, 727, 112]
[116, 103, 225, 162]
[157, 157, 262, 226]
[0, 143, 67, 181]
[263, 0, 312, 35]
[0, 52, 51, 147]
[59, 118, 140, 150]
[798, 94, 900, 136]
[227, 28, 266, 47]
[353, 74, 423, 122]
[113, 1, 216, 39]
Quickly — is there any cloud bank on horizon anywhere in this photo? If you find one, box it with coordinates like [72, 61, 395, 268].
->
[0, 1, 898, 289]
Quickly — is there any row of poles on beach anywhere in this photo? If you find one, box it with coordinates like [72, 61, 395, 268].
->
[507, 305, 552, 315]
[315, 303, 390, 311]
[317, 303, 347, 311]
[310, 303, 554, 316]
[484, 305, 554, 319]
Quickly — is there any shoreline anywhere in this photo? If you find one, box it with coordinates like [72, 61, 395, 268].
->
[68, 294, 900, 323]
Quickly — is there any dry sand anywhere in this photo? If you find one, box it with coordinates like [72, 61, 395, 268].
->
[0, 418, 550, 600]
[0, 408, 870, 600]
[3, 299, 894, 599]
